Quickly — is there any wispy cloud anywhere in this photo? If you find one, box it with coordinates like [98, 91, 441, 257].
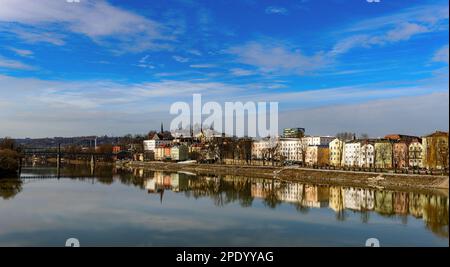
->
[7, 47, 33, 57]
[0, 55, 34, 70]
[189, 64, 217, 68]
[265, 6, 288, 15]
[172, 55, 190, 63]
[433, 45, 449, 64]
[230, 68, 256, 76]
[331, 3, 448, 55]
[0, 0, 176, 53]
[228, 41, 329, 74]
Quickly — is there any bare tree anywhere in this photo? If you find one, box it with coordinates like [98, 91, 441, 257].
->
[376, 144, 391, 169]
[336, 132, 355, 141]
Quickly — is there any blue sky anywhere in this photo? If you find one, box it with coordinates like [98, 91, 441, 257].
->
[0, 0, 448, 138]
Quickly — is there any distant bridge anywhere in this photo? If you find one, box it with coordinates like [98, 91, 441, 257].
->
[20, 175, 98, 179]
[22, 148, 114, 157]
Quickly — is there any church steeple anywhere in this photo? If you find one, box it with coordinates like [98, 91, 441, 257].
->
[160, 122, 164, 133]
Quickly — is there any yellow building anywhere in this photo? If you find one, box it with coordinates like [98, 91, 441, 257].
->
[422, 131, 449, 170]
[329, 138, 344, 167]
[374, 140, 393, 169]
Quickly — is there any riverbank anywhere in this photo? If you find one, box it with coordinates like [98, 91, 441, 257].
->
[119, 161, 449, 194]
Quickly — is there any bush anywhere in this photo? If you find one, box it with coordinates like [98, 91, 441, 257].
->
[0, 149, 20, 175]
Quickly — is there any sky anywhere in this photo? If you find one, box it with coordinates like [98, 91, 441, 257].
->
[0, 0, 448, 138]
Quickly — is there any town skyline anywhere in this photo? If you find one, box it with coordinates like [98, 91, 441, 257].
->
[1, 0, 449, 137]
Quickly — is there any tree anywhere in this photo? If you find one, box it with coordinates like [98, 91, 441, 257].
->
[359, 133, 369, 139]
[97, 144, 113, 154]
[0, 138, 17, 151]
[376, 143, 391, 169]
[436, 139, 449, 173]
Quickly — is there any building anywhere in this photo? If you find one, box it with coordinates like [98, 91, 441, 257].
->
[360, 141, 375, 168]
[408, 140, 423, 168]
[374, 139, 393, 169]
[305, 145, 329, 166]
[384, 134, 420, 143]
[171, 144, 189, 161]
[329, 138, 344, 167]
[283, 128, 305, 138]
[112, 145, 122, 154]
[301, 136, 335, 146]
[343, 140, 361, 167]
[385, 134, 421, 169]
[393, 142, 409, 169]
[154, 145, 172, 161]
[143, 136, 172, 152]
[279, 138, 303, 163]
[422, 131, 449, 170]
[252, 138, 278, 160]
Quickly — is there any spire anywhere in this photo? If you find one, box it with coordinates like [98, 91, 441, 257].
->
[160, 122, 164, 133]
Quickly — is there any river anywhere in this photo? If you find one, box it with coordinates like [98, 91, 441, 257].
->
[0, 164, 448, 246]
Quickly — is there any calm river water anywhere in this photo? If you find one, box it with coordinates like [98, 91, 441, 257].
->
[0, 165, 448, 247]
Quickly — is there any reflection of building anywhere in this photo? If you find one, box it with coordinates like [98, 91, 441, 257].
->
[342, 187, 375, 211]
[277, 183, 304, 203]
[375, 191, 394, 215]
[329, 186, 344, 212]
[302, 185, 329, 208]
[393, 192, 409, 215]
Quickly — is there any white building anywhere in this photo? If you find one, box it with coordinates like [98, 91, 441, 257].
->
[301, 136, 335, 146]
[143, 134, 172, 151]
[344, 141, 361, 167]
[170, 145, 189, 161]
[252, 138, 279, 160]
[408, 141, 423, 168]
[359, 143, 375, 168]
[279, 138, 303, 162]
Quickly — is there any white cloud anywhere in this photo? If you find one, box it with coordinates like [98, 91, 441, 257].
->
[172, 55, 190, 63]
[331, 3, 448, 55]
[187, 49, 202, 56]
[137, 55, 155, 69]
[0, 56, 34, 70]
[228, 41, 329, 74]
[7, 47, 33, 57]
[189, 64, 217, 68]
[0, 0, 174, 52]
[230, 68, 256, 76]
[331, 22, 430, 55]
[433, 45, 449, 64]
[265, 6, 288, 15]
[280, 92, 449, 137]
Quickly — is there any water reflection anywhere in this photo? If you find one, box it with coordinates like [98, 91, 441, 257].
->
[2, 165, 449, 240]
[0, 179, 23, 200]
[134, 169, 449, 238]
